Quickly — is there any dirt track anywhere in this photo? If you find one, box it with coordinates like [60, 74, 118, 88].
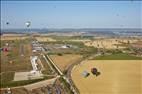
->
[72, 60, 142, 94]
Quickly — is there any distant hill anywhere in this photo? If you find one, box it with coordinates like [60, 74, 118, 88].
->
[1, 28, 142, 36]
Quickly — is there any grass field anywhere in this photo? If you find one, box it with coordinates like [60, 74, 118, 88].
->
[0, 72, 15, 82]
[72, 60, 142, 94]
[94, 53, 142, 60]
[39, 55, 53, 75]
[49, 54, 82, 72]
[41, 41, 97, 56]
[0, 77, 49, 88]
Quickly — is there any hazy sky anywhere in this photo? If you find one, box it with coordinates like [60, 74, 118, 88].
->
[1, 1, 142, 29]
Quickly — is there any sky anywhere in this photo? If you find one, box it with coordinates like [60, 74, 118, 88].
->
[1, 1, 142, 29]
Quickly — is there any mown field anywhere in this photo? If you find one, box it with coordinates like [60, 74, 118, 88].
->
[84, 38, 139, 49]
[72, 60, 142, 94]
[49, 54, 82, 72]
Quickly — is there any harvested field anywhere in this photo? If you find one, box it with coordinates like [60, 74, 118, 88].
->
[35, 37, 56, 42]
[84, 38, 139, 49]
[0, 88, 28, 94]
[0, 39, 32, 85]
[1, 36, 28, 41]
[68, 39, 90, 42]
[131, 41, 142, 48]
[49, 54, 82, 72]
[2, 34, 25, 36]
[0, 40, 32, 72]
[72, 60, 142, 94]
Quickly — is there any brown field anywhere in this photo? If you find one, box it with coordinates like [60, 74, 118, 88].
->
[69, 39, 90, 42]
[0, 88, 28, 94]
[2, 34, 25, 36]
[84, 38, 139, 49]
[72, 60, 142, 94]
[0, 38, 33, 85]
[35, 37, 56, 42]
[49, 54, 82, 71]
[131, 41, 142, 48]
[1, 36, 28, 41]
[0, 40, 32, 73]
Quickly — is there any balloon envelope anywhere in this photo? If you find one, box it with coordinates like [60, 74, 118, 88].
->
[6, 22, 9, 25]
[25, 21, 31, 27]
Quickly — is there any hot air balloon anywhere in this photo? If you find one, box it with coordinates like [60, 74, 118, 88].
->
[25, 21, 31, 27]
[6, 22, 10, 25]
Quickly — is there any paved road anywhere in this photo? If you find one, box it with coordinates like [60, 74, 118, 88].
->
[24, 77, 58, 90]
[20, 44, 24, 56]
[66, 53, 102, 94]
[41, 43, 79, 94]
[0, 77, 58, 90]
[39, 40, 102, 94]
[66, 58, 87, 94]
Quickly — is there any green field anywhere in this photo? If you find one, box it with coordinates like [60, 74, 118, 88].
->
[0, 76, 54, 88]
[40, 56, 53, 75]
[94, 53, 142, 60]
[0, 72, 15, 82]
[41, 41, 97, 56]
[49, 35, 94, 41]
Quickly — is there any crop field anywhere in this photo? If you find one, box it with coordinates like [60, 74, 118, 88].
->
[0, 38, 32, 85]
[94, 53, 142, 60]
[41, 40, 98, 56]
[48, 36, 94, 41]
[1, 34, 28, 41]
[72, 60, 142, 94]
[0, 39, 32, 72]
[35, 35, 92, 43]
[131, 41, 142, 48]
[35, 36, 56, 42]
[49, 54, 82, 72]
[0, 88, 28, 94]
[84, 38, 139, 49]
[36, 35, 93, 43]
[39, 55, 53, 75]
